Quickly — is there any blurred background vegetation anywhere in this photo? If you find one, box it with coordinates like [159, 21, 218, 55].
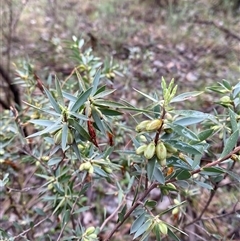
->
[1, 0, 239, 102]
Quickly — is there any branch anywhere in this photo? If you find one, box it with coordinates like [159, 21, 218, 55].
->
[12, 215, 51, 239]
[103, 181, 158, 241]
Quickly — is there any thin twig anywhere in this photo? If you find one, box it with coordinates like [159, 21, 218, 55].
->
[100, 199, 126, 231]
[103, 181, 158, 241]
[13, 215, 51, 239]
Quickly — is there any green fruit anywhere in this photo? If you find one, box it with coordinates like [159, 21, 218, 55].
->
[103, 166, 112, 174]
[88, 165, 94, 174]
[136, 145, 147, 155]
[135, 120, 151, 132]
[67, 129, 74, 145]
[144, 142, 156, 159]
[164, 143, 178, 154]
[146, 119, 163, 131]
[79, 163, 86, 171]
[156, 141, 167, 163]
[158, 221, 168, 235]
[54, 130, 62, 145]
[84, 161, 92, 170]
[85, 226, 95, 235]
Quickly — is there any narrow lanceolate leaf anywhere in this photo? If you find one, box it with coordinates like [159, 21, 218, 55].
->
[91, 106, 105, 134]
[71, 87, 93, 112]
[173, 110, 218, 124]
[198, 129, 214, 141]
[220, 130, 239, 159]
[27, 117, 62, 138]
[153, 167, 165, 184]
[174, 117, 205, 126]
[42, 85, 61, 114]
[228, 108, 238, 131]
[93, 89, 116, 99]
[70, 120, 91, 141]
[170, 91, 203, 103]
[147, 158, 156, 181]
[28, 119, 56, 127]
[169, 124, 199, 141]
[91, 68, 101, 96]
[133, 220, 152, 240]
[133, 88, 158, 102]
[61, 123, 68, 151]
[130, 213, 146, 234]
[55, 76, 64, 106]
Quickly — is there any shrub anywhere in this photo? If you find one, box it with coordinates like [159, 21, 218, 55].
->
[1, 37, 240, 241]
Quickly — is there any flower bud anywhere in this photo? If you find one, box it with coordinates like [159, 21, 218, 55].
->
[144, 142, 156, 159]
[136, 145, 147, 155]
[146, 119, 163, 131]
[135, 120, 151, 132]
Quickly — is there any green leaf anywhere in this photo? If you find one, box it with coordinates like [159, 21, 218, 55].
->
[174, 117, 205, 126]
[93, 89, 116, 99]
[222, 79, 232, 90]
[48, 157, 62, 166]
[28, 120, 56, 127]
[27, 117, 62, 138]
[176, 170, 191, 180]
[201, 167, 225, 176]
[71, 141, 81, 160]
[233, 82, 240, 98]
[55, 76, 64, 106]
[118, 204, 127, 222]
[228, 108, 238, 131]
[61, 123, 68, 151]
[91, 68, 101, 96]
[94, 167, 108, 177]
[170, 124, 199, 141]
[130, 213, 146, 234]
[154, 224, 162, 241]
[153, 167, 165, 184]
[194, 180, 213, 190]
[220, 130, 239, 158]
[71, 120, 91, 141]
[133, 88, 158, 102]
[166, 140, 202, 155]
[68, 111, 89, 121]
[145, 200, 157, 208]
[71, 87, 93, 112]
[99, 108, 122, 116]
[198, 129, 214, 141]
[147, 158, 156, 181]
[173, 110, 218, 124]
[73, 206, 91, 214]
[133, 220, 152, 240]
[63, 209, 70, 225]
[42, 85, 62, 114]
[170, 91, 203, 103]
[167, 228, 181, 241]
[222, 168, 240, 182]
[91, 106, 105, 134]
[94, 100, 125, 108]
